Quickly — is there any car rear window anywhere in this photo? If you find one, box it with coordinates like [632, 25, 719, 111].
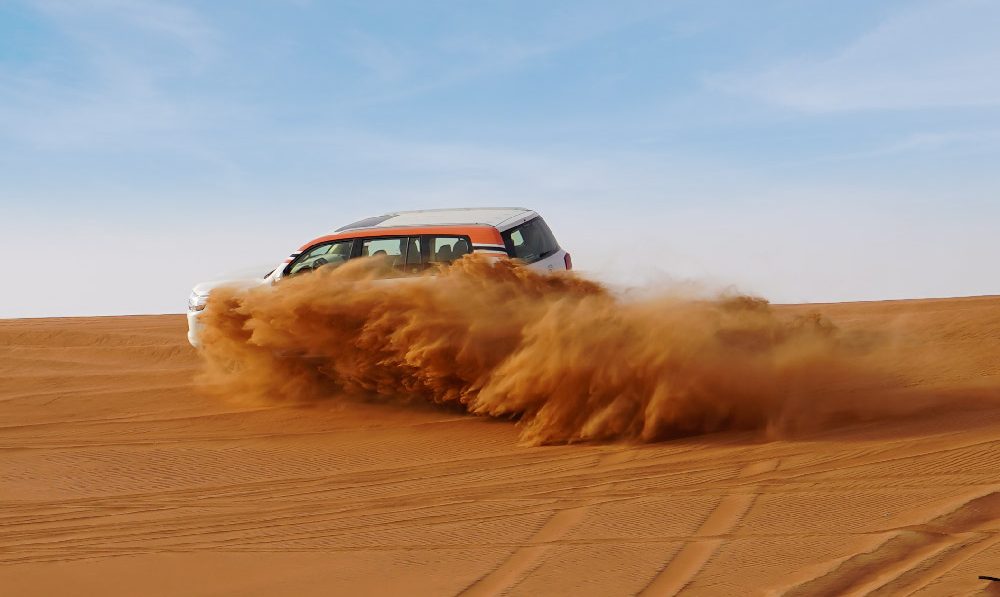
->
[501, 217, 560, 263]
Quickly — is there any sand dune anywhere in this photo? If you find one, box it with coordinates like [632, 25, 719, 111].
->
[2, 297, 1000, 595]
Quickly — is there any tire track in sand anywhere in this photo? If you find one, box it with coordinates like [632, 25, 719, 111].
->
[783, 488, 1000, 596]
[639, 458, 779, 596]
[458, 450, 636, 596]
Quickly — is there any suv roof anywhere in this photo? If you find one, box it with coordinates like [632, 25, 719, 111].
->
[336, 207, 534, 232]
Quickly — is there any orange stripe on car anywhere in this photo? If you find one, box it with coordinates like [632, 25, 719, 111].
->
[297, 225, 504, 252]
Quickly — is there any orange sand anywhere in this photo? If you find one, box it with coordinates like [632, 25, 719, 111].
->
[2, 296, 999, 595]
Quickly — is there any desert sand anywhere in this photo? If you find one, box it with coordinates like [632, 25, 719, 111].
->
[2, 296, 1000, 595]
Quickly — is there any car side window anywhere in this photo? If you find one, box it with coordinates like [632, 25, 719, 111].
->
[287, 240, 353, 275]
[361, 237, 406, 268]
[358, 236, 431, 273]
[403, 236, 425, 272]
[429, 236, 472, 264]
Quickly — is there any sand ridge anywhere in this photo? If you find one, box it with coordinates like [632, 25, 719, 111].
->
[1, 297, 1000, 595]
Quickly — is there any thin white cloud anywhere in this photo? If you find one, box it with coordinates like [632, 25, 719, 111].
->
[30, 0, 218, 61]
[329, 1, 671, 108]
[341, 30, 410, 83]
[0, 0, 221, 148]
[712, 0, 1000, 112]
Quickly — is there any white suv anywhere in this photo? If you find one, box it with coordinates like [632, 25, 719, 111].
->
[187, 207, 571, 347]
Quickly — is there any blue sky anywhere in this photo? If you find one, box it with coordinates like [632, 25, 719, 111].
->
[1, 0, 998, 317]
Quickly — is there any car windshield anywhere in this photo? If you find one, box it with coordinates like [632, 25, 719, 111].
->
[288, 240, 353, 275]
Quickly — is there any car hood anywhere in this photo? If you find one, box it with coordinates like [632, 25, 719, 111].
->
[191, 277, 267, 297]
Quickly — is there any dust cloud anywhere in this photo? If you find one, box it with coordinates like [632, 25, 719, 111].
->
[197, 255, 965, 445]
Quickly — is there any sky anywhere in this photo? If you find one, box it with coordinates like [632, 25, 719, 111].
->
[1, 0, 998, 317]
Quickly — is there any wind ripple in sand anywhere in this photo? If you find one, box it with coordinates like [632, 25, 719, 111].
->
[2, 297, 1000, 595]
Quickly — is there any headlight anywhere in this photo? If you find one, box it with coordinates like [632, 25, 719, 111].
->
[188, 292, 209, 312]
